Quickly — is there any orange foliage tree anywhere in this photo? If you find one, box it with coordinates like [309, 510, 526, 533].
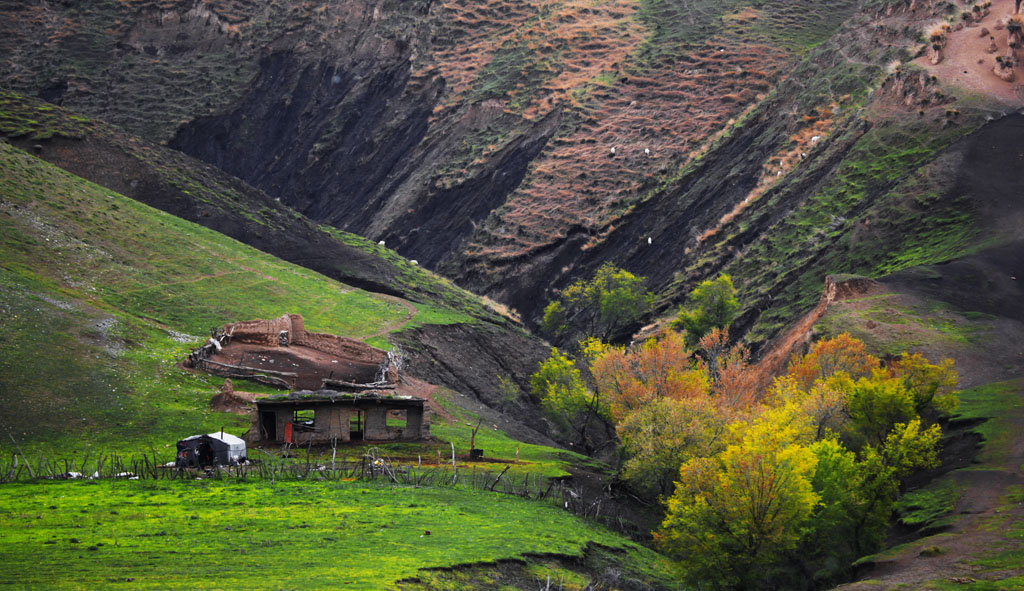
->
[589, 330, 709, 421]
[699, 327, 758, 409]
[786, 332, 879, 390]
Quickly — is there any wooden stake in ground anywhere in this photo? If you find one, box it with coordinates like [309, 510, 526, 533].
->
[450, 442, 457, 485]
[489, 465, 510, 491]
[468, 417, 483, 458]
[469, 418, 482, 454]
[7, 433, 33, 479]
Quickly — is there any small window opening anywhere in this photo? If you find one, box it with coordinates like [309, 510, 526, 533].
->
[387, 409, 407, 430]
[293, 409, 315, 432]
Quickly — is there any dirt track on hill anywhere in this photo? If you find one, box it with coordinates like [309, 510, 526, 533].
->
[829, 244, 1024, 589]
[362, 295, 417, 340]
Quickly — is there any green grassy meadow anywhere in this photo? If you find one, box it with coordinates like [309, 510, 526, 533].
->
[428, 389, 603, 479]
[0, 479, 671, 590]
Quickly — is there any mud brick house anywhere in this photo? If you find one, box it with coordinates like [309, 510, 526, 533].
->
[251, 390, 430, 445]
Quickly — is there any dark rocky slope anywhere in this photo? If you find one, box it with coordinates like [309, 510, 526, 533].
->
[170, 51, 563, 269]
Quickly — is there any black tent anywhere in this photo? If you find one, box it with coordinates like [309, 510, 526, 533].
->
[175, 432, 247, 467]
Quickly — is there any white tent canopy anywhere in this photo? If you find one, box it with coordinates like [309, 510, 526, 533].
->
[180, 432, 247, 465]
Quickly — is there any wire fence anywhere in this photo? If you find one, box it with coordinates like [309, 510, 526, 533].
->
[0, 446, 641, 536]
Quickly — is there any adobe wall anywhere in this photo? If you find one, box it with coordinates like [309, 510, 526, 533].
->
[294, 331, 388, 366]
[313, 405, 354, 443]
[288, 313, 305, 336]
[225, 314, 295, 346]
[250, 401, 430, 444]
[224, 314, 387, 369]
[364, 406, 428, 441]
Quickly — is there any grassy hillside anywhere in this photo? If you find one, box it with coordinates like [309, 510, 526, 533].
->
[0, 139, 472, 455]
[0, 90, 511, 326]
[0, 479, 679, 590]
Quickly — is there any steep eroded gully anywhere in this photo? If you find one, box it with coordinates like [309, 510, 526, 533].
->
[170, 51, 563, 271]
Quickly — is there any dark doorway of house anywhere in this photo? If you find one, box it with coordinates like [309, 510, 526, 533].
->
[260, 411, 277, 441]
[350, 410, 364, 441]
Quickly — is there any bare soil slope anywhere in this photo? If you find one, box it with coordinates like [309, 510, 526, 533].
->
[209, 342, 381, 390]
[914, 0, 1024, 105]
[812, 245, 1024, 589]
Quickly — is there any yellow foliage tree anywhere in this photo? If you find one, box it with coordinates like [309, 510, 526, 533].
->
[891, 353, 959, 418]
[657, 413, 819, 590]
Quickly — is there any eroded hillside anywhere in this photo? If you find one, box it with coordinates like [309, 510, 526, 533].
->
[0, 0, 856, 324]
[3, 0, 1023, 350]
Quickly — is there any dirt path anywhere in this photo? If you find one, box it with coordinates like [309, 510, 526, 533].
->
[915, 0, 1024, 107]
[397, 376, 453, 423]
[362, 295, 418, 340]
[749, 276, 880, 394]
[191, 243, 280, 282]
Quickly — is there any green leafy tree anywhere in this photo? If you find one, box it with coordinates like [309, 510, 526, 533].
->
[530, 348, 609, 453]
[616, 397, 726, 498]
[846, 372, 917, 448]
[792, 438, 895, 587]
[495, 373, 522, 412]
[673, 275, 740, 345]
[541, 263, 652, 341]
[539, 300, 568, 336]
[789, 421, 941, 588]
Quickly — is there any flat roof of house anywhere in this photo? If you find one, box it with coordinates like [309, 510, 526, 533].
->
[256, 389, 425, 407]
